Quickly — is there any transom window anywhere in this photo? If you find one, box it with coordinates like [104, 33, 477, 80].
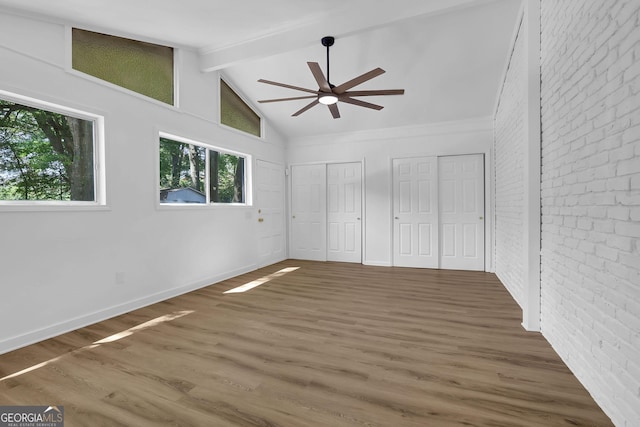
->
[0, 92, 102, 204]
[72, 28, 174, 105]
[159, 134, 248, 205]
[220, 79, 262, 138]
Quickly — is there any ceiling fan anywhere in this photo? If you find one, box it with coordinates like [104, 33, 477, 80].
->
[257, 36, 404, 119]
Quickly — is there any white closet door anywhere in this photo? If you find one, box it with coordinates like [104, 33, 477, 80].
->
[327, 162, 362, 263]
[290, 164, 327, 261]
[255, 160, 285, 267]
[438, 154, 485, 271]
[392, 157, 439, 268]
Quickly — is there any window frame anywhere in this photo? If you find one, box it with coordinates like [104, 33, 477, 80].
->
[157, 131, 252, 208]
[218, 76, 264, 140]
[0, 89, 106, 211]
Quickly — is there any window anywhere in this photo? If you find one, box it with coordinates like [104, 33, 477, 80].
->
[210, 151, 245, 203]
[220, 79, 261, 137]
[0, 94, 100, 204]
[72, 28, 174, 105]
[159, 135, 247, 205]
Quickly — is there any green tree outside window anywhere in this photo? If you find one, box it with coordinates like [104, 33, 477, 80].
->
[0, 98, 95, 201]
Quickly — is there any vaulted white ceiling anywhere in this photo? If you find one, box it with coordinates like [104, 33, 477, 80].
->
[0, 0, 522, 140]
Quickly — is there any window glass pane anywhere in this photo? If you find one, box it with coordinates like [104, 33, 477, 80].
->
[72, 28, 174, 105]
[220, 79, 261, 137]
[209, 151, 245, 203]
[159, 138, 206, 204]
[0, 98, 95, 201]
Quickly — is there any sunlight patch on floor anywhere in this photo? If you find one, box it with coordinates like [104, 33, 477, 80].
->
[0, 310, 194, 382]
[93, 311, 192, 344]
[223, 267, 299, 294]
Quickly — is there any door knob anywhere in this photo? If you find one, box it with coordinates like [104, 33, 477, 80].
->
[395, 217, 399, 220]
[357, 217, 361, 220]
[258, 218, 264, 222]
[479, 216, 484, 220]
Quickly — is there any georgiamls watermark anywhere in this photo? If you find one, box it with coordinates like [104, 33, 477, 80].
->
[0, 406, 63, 427]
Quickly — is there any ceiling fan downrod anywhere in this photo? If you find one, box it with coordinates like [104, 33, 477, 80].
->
[321, 36, 335, 87]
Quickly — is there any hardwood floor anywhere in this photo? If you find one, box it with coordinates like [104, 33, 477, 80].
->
[0, 261, 613, 426]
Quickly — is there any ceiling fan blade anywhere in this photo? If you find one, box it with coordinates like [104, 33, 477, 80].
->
[307, 62, 331, 93]
[258, 79, 319, 95]
[333, 68, 385, 94]
[328, 103, 340, 119]
[258, 95, 318, 103]
[339, 97, 384, 110]
[341, 89, 405, 97]
[292, 99, 320, 116]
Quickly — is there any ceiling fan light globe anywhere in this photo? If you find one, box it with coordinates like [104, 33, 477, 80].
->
[318, 94, 338, 105]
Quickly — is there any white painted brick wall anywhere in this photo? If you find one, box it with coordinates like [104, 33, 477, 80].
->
[494, 19, 526, 307]
[540, 1, 640, 426]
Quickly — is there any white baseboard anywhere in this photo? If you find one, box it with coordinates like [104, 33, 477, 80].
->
[0, 264, 256, 355]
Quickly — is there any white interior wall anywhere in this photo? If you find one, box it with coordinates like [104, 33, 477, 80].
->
[287, 120, 494, 268]
[539, 1, 640, 425]
[492, 1, 541, 332]
[495, 1, 639, 425]
[494, 17, 526, 307]
[0, 11, 286, 354]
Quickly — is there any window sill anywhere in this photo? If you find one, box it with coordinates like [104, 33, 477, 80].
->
[0, 202, 110, 213]
[156, 202, 252, 211]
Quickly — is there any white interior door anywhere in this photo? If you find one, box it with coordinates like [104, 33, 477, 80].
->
[439, 154, 485, 271]
[327, 162, 362, 263]
[393, 157, 439, 268]
[255, 160, 285, 267]
[290, 164, 327, 261]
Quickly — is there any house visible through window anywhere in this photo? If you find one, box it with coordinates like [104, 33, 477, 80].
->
[159, 135, 247, 205]
[0, 95, 98, 203]
[72, 28, 174, 105]
[220, 79, 261, 138]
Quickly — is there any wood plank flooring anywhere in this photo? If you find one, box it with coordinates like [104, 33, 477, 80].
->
[0, 261, 613, 426]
